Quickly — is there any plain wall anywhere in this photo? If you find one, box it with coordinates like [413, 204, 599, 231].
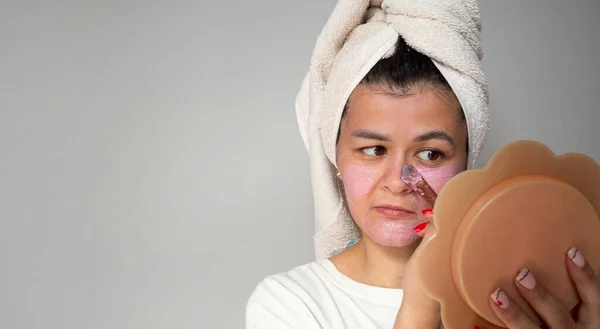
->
[0, 0, 598, 328]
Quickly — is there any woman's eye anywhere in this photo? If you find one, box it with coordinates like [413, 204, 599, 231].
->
[362, 146, 386, 157]
[417, 150, 443, 162]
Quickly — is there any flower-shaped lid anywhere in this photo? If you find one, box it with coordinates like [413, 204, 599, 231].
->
[417, 140, 600, 329]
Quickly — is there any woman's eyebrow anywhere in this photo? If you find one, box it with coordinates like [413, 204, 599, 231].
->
[351, 129, 391, 142]
[414, 131, 456, 147]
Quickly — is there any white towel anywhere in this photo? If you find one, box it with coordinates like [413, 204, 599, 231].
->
[295, 0, 490, 260]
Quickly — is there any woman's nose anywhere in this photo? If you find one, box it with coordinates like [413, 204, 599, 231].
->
[381, 159, 412, 194]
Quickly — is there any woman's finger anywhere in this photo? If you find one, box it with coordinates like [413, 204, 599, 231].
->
[489, 289, 539, 329]
[514, 268, 574, 328]
[401, 165, 438, 239]
[401, 164, 438, 206]
[413, 209, 434, 238]
[567, 247, 600, 315]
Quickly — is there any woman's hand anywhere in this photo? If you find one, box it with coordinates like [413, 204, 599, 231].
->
[398, 164, 600, 329]
[393, 208, 440, 329]
[394, 166, 441, 329]
[484, 248, 600, 329]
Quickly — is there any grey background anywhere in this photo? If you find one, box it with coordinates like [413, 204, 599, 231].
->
[0, 0, 598, 328]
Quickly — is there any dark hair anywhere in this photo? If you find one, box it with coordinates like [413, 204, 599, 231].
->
[338, 35, 467, 152]
[342, 35, 465, 120]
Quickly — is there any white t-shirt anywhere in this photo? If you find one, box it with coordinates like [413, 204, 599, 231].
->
[245, 259, 403, 328]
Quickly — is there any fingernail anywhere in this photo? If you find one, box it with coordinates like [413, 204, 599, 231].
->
[473, 326, 483, 329]
[421, 208, 433, 215]
[413, 222, 428, 233]
[568, 247, 586, 268]
[490, 288, 509, 309]
[516, 268, 536, 289]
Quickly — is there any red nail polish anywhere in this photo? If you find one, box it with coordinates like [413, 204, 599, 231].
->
[421, 208, 433, 215]
[413, 222, 428, 233]
[473, 326, 483, 329]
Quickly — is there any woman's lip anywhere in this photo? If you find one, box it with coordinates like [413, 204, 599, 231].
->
[375, 205, 414, 212]
[374, 206, 415, 218]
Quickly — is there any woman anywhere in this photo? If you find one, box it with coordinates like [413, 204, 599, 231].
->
[246, 1, 600, 328]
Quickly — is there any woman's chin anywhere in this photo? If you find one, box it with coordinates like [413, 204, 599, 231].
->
[371, 234, 421, 248]
[361, 221, 422, 248]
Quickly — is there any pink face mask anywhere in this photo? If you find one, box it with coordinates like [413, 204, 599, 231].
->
[341, 162, 464, 248]
[411, 164, 465, 194]
[342, 164, 378, 206]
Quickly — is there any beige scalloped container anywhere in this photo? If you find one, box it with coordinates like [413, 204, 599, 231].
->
[417, 140, 600, 329]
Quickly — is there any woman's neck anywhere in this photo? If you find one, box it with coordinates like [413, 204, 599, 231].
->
[330, 237, 419, 289]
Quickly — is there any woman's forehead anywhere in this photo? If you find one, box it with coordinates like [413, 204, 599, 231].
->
[344, 87, 461, 127]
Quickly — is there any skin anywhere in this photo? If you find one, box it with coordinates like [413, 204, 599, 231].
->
[330, 84, 468, 289]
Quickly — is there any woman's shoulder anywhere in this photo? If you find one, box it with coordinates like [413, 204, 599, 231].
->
[254, 259, 332, 292]
[245, 259, 336, 328]
[247, 259, 334, 306]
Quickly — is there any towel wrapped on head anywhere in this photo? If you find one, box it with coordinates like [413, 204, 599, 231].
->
[295, 0, 490, 260]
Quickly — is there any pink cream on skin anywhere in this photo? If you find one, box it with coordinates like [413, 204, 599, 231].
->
[342, 164, 377, 206]
[342, 162, 464, 248]
[363, 211, 424, 247]
[408, 164, 465, 219]
[412, 163, 465, 194]
[342, 163, 422, 247]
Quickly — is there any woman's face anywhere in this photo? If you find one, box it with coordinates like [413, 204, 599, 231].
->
[336, 84, 468, 248]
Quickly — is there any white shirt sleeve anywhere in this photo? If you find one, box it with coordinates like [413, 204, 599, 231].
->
[245, 277, 322, 329]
